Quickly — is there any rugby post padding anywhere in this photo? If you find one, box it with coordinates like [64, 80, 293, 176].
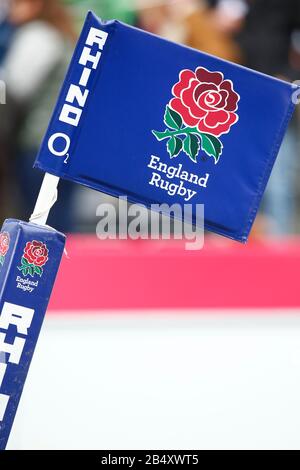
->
[0, 175, 65, 449]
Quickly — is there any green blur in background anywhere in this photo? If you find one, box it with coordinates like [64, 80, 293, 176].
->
[64, 0, 137, 25]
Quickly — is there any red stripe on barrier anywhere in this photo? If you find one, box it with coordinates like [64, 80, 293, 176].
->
[49, 236, 300, 310]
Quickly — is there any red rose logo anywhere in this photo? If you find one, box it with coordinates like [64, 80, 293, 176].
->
[24, 241, 49, 267]
[152, 67, 240, 164]
[18, 240, 49, 277]
[170, 67, 239, 137]
[0, 232, 10, 265]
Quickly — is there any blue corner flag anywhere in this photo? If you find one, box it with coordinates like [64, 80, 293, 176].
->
[34, 11, 297, 242]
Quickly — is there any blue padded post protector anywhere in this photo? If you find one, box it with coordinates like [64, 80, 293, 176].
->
[0, 219, 65, 449]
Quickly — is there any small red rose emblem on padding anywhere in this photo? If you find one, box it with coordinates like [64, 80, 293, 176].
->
[0, 232, 10, 266]
[153, 67, 240, 164]
[18, 240, 49, 278]
[24, 241, 49, 267]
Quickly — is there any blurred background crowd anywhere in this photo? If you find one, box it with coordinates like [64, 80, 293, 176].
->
[1, 0, 300, 237]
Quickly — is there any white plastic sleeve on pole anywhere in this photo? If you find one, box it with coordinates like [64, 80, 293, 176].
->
[30, 173, 60, 226]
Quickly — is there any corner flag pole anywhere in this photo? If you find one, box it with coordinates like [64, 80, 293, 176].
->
[30, 173, 60, 226]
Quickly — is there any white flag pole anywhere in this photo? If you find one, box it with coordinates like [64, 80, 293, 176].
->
[30, 173, 60, 226]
